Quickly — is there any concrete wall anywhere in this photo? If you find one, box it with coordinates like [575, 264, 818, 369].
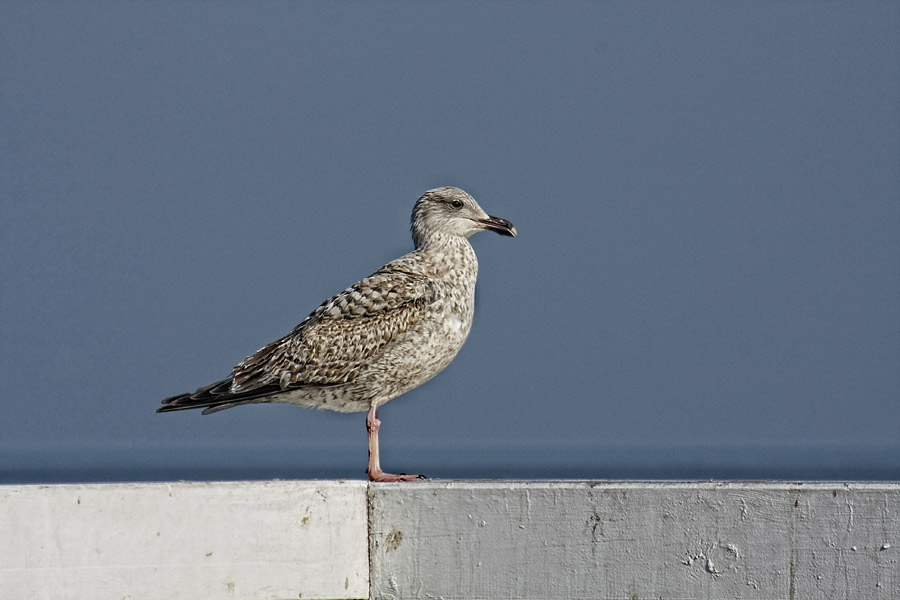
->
[0, 480, 368, 600]
[2, 481, 897, 599]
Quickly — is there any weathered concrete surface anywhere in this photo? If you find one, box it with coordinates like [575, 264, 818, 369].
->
[369, 481, 899, 600]
[3, 480, 897, 599]
[0, 480, 368, 600]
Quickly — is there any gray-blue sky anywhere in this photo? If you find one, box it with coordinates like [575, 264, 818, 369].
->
[2, 2, 898, 481]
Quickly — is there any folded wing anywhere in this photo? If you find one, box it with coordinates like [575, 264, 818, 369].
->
[157, 266, 437, 413]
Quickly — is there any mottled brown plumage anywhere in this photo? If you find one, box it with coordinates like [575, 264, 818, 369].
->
[158, 186, 516, 481]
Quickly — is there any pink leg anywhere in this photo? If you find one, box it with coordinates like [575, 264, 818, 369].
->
[366, 405, 425, 482]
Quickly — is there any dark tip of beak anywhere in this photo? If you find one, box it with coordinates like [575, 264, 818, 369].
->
[479, 215, 517, 237]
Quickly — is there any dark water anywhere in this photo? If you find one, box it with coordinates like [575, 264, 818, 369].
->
[2, 441, 897, 484]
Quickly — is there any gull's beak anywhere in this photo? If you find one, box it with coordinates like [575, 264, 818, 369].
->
[477, 215, 517, 237]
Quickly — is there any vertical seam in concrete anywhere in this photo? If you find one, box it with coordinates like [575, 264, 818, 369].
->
[788, 488, 799, 600]
[366, 482, 374, 600]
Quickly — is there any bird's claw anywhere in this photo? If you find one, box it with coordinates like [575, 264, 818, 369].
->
[368, 470, 426, 482]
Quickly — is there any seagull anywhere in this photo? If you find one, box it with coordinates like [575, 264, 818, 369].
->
[158, 187, 516, 481]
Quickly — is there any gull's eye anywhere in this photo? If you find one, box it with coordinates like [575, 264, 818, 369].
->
[450, 200, 463, 209]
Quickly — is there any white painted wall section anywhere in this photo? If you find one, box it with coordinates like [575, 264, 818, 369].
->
[0, 480, 368, 600]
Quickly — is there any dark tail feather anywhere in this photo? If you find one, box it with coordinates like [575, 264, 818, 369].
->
[157, 377, 283, 415]
[156, 378, 241, 414]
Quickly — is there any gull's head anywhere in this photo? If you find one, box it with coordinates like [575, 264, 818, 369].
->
[412, 186, 516, 248]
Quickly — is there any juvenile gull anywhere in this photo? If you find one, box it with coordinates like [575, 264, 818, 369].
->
[158, 187, 516, 481]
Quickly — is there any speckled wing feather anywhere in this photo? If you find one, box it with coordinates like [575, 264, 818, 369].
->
[230, 265, 437, 394]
